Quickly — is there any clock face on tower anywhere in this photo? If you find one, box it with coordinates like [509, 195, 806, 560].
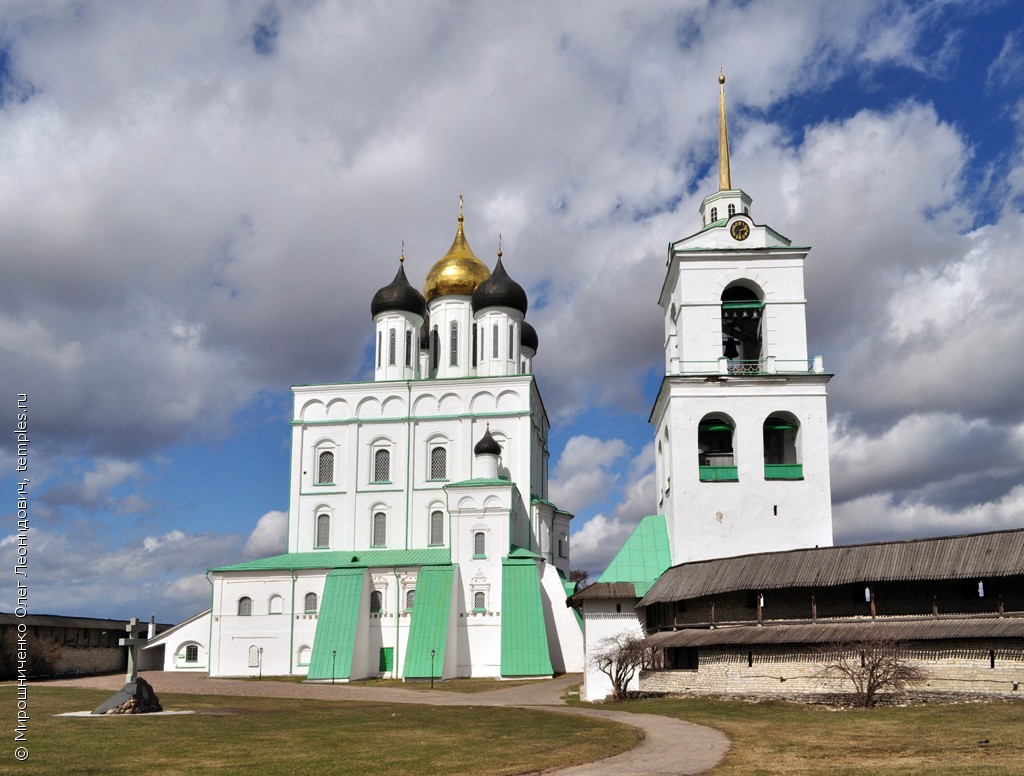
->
[730, 220, 750, 241]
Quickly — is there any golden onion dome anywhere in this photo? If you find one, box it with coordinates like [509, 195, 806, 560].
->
[423, 213, 490, 301]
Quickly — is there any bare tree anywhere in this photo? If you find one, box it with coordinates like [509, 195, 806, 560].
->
[818, 639, 928, 707]
[591, 633, 655, 702]
[568, 569, 590, 589]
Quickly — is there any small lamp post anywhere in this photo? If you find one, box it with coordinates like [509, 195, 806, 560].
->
[258, 647, 264, 681]
[332, 650, 337, 685]
[430, 649, 436, 690]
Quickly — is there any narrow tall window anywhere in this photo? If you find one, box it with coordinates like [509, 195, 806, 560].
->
[304, 592, 318, 614]
[370, 590, 383, 613]
[480, 330, 485, 361]
[405, 588, 416, 610]
[248, 645, 260, 667]
[405, 330, 412, 367]
[372, 511, 387, 546]
[316, 450, 334, 484]
[185, 645, 198, 663]
[508, 324, 515, 359]
[376, 332, 382, 368]
[472, 324, 478, 366]
[430, 510, 444, 545]
[430, 446, 447, 480]
[374, 449, 390, 482]
[492, 325, 499, 358]
[474, 591, 485, 611]
[710, 206, 718, 222]
[268, 594, 283, 614]
[558, 536, 567, 558]
[238, 597, 252, 616]
[449, 322, 459, 366]
[315, 513, 330, 548]
[431, 326, 439, 370]
[474, 531, 486, 557]
[388, 328, 396, 366]
[728, 203, 736, 217]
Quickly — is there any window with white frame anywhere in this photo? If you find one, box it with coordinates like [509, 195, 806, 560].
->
[304, 592, 318, 614]
[492, 324, 499, 358]
[558, 535, 567, 558]
[238, 596, 252, 616]
[710, 206, 718, 222]
[405, 588, 416, 610]
[430, 510, 444, 546]
[449, 321, 459, 366]
[474, 531, 486, 557]
[728, 203, 736, 217]
[268, 594, 283, 614]
[248, 645, 260, 667]
[370, 589, 383, 613]
[508, 323, 515, 359]
[185, 644, 199, 663]
[430, 446, 447, 480]
[405, 329, 412, 367]
[373, 448, 391, 483]
[388, 328, 396, 366]
[472, 324, 478, 367]
[297, 645, 311, 666]
[316, 450, 334, 485]
[372, 511, 387, 547]
[431, 326, 439, 370]
[315, 513, 330, 548]
[376, 331, 382, 368]
[474, 591, 486, 611]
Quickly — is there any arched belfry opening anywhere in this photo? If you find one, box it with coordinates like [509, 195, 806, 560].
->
[698, 414, 738, 482]
[763, 413, 802, 479]
[721, 284, 763, 371]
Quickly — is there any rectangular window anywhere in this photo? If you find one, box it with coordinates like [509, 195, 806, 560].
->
[372, 512, 387, 547]
[430, 446, 447, 480]
[374, 449, 390, 482]
[508, 324, 515, 360]
[376, 332, 382, 368]
[405, 330, 412, 367]
[492, 325, 499, 358]
[449, 322, 458, 366]
[472, 324, 477, 367]
[388, 328, 396, 366]
[316, 450, 334, 485]
[430, 510, 444, 546]
[315, 514, 330, 548]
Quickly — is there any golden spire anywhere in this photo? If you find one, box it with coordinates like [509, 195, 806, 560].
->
[400, 240, 405, 263]
[497, 232, 503, 260]
[718, 69, 732, 191]
[459, 193, 464, 222]
[422, 196, 490, 301]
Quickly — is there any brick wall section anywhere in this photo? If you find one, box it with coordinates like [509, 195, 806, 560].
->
[641, 639, 1024, 698]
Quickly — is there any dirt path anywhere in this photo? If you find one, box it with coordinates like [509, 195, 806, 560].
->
[47, 672, 730, 775]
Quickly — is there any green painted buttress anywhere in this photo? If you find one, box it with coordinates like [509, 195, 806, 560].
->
[500, 557, 553, 677]
[307, 568, 365, 680]
[403, 565, 456, 678]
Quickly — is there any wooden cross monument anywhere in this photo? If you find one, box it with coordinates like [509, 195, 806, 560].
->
[119, 617, 146, 684]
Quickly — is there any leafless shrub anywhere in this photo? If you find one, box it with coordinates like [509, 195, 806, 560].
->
[591, 633, 656, 702]
[818, 639, 928, 707]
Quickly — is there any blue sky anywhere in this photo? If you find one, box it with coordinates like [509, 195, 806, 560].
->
[2, 0, 1024, 622]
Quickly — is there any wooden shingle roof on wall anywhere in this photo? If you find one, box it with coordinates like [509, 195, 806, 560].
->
[640, 528, 1024, 606]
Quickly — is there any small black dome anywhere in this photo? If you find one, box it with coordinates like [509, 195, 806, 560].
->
[520, 320, 538, 353]
[474, 426, 502, 457]
[371, 263, 427, 319]
[471, 257, 527, 315]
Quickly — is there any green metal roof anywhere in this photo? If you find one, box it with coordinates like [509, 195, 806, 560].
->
[507, 545, 543, 560]
[403, 565, 456, 679]
[597, 514, 672, 597]
[211, 548, 451, 572]
[444, 478, 515, 489]
[500, 557, 553, 677]
[307, 568, 365, 680]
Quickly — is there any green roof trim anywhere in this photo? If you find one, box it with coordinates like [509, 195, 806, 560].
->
[403, 565, 456, 679]
[211, 548, 450, 572]
[307, 568, 365, 680]
[444, 478, 516, 489]
[507, 545, 543, 560]
[500, 557, 553, 677]
[597, 515, 672, 597]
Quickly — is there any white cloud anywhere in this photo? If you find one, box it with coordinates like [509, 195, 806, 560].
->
[242, 510, 288, 558]
[549, 435, 629, 513]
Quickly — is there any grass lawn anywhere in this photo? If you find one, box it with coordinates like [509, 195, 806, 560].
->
[2, 686, 639, 775]
[611, 695, 1024, 775]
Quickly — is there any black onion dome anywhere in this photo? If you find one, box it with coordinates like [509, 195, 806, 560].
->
[371, 263, 427, 319]
[520, 320, 538, 353]
[474, 426, 502, 457]
[471, 257, 527, 315]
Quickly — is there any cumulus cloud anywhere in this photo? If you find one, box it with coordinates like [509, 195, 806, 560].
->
[549, 435, 629, 512]
[242, 510, 288, 558]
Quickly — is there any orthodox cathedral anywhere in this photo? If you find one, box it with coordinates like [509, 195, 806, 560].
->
[149, 202, 584, 680]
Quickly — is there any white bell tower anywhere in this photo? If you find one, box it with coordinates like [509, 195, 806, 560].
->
[653, 74, 833, 564]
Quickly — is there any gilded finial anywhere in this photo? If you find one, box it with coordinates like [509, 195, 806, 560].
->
[400, 240, 405, 263]
[459, 193, 464, 223]
[719, 65, 724, 85]
[497, 232, 503, 259]
[718, 69, 732, 191]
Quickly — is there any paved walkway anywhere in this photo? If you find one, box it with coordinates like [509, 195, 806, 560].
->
[48, 672, 730, 775]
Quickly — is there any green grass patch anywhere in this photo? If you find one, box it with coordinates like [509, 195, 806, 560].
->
[607, 695, 1024, 775]
[2, 686, 638, 775]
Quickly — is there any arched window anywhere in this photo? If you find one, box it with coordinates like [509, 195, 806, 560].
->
[297, 645, 311, 666]
[238, 597, 252, 616]
[710, 206, 718, 222]
[728, 203, 736, 217]
[185, 644, 199, 663]
[449, 321, 459, 366]
[373, 448, 390, 483]
[304, 592, 318, 614]
[268, 594, 283, 614]
[558, 536, 567, 558]
[698, 415, 738, 481]
[474, 591, 486, 611]
[372, 511, 387, 547]
[405, 329, 413, 367]
[405, 588, 416, 610]
[370, 590, 383, 613]
[315, 513, 330, 548]
[474, 531, 486, 557]
[764, 415, 802, 479]
[721, 284, 763, 370]
[430, 446, 447, 480]
[429, 510, 444, 546]
[316, 450, 334, 485]
[248, 645, 260, 667]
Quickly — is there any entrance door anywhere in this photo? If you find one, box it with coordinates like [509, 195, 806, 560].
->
[379, 647, 394, 673]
